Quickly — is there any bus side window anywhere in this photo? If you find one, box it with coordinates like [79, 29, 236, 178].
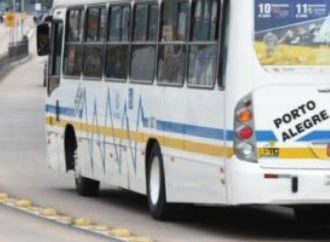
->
[188, 0, 219, 88]
[130, 2, 158, 83]
[83, 6, 107, 79]
[158, 0, 188, 86]
[63, 9, 84, 77]
[105, 5, 130, 81]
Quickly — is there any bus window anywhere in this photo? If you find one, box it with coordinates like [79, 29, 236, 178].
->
[158, 0, 188, 85]
[83, 6, 107, 79]
[48, 21, 63, 95]
[49, 21, 63, 76]
[109, 6, 121, 41]
[63, 9, 84, 77]
[105, 5, 130, 81]
[188, 0, 219, 88]
[148, 4, 158, 41]
[133, 4, 148, 41]
[130, 3, 158, 83]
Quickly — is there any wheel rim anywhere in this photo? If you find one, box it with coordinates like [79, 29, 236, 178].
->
[149, 156, 161, 205]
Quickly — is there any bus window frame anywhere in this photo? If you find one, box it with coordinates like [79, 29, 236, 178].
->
[48, 19, 63, 77]
[47, 19, 64, 96]
[217, 0, 228, 91]
[82, 4, 108, 81]
[156, 0, 189, 88]
[129, 1, 159, 85]
[186, 0, 221, 90]
[63, 6, 85, 80]
[105, 3, 131, 83]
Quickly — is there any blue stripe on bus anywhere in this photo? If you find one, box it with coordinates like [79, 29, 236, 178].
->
[46, 105, 76, 117]
[156, 120, 225, 140]
[256, 130, 278, 141]
[45, 105, 278, 142]
[298, 131, 330, 142]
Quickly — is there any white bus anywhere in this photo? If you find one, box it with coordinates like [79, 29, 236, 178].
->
[37, 0, 330, 222]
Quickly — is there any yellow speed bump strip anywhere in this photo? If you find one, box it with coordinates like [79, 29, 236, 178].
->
[41, 208, 58, 216]
[0, 193, 8, 201]
[0, 193, 154, 242]
[15, 199, 32, 208]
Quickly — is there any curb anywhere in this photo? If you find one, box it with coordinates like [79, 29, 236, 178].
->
[0, 192, 155, 242]
[10, 54, 32, 66]
[0, 54, 32, 82]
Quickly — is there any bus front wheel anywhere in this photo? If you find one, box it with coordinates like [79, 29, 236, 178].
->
[75, 174, 100, 197]
[74, 152, 100, 197]
[147, 145, 175, 220]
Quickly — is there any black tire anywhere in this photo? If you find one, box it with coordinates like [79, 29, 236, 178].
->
[75, 174, 100, 197]
[67, 130, 100, 197]
[294, 206, 330, 225]
[147, 144, 175, 220]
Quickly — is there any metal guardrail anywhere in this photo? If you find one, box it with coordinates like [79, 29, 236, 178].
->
[8, 37, 29, 62]
[0, 53, 10, 73]
[0, 37, 29, 74]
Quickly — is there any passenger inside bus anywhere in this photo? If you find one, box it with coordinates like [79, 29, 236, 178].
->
[158, 0, 188, 84]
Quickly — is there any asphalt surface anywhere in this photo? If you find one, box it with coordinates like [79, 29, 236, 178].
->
[0, 30, 329, 242]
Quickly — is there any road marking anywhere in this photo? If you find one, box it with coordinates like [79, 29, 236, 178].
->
[0, 192, 154, 242]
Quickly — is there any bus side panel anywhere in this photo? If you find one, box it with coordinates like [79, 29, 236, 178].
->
[126, 84, 165, 194]
[163, 88, 227, 204]
[46, 126, 61, 171]
[105, 84, 130, 189]
[78, 82, 129, 188]
[46, 89, 69, 174]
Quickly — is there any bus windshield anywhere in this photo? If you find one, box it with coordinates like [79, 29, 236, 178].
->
[255, 0, 330, 69]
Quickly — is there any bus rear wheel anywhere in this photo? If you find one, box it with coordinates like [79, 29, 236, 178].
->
[147, 145, 175, 220]
[294, 206, 330, 225]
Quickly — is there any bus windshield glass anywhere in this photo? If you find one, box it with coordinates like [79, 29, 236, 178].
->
[255, 0, 330, 69]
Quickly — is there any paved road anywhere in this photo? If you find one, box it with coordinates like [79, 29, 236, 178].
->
[0, 37, 329, 242]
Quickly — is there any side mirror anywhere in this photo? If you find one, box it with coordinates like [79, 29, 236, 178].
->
[37, 22, 50, 56]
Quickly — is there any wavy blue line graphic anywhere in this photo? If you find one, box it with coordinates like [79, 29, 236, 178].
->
[78, 87, 150, 176]
[80, 88, 95, 173]
[93, 100, 106, 174]
[104, 89, 121, 173]
[119, 96, 148, 175]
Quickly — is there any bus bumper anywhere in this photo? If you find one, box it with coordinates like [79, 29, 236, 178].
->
[229, 157, 330, 205]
